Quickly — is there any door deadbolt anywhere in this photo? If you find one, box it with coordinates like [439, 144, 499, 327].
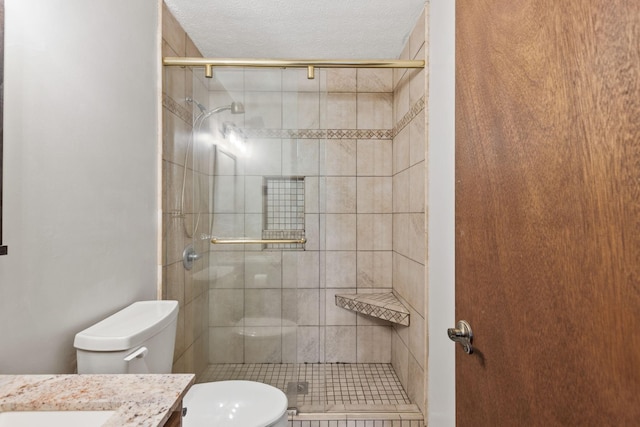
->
[448, 320, 473, 354]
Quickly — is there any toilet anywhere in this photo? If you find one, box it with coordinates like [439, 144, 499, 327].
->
[74, 300, 288, 427]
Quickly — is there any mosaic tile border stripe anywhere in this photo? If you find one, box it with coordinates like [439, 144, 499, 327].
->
[327, 129, 393, 139]
[242, 128, 325, 139]
[335, 293, 410, 326]
[240, 95, 424, 141]
[392, 94, 425, 138]
[242, 128, 394, 140]
[163, 93, 424, 140]
[162, 93, 192, 125]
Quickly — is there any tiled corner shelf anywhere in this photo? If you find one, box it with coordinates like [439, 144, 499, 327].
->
[335, 292, 410, 326]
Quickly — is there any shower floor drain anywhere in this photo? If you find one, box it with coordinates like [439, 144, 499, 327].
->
[286, 381, 309, 395]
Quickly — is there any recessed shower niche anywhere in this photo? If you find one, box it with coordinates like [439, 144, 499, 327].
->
[262, 176, 306, 250]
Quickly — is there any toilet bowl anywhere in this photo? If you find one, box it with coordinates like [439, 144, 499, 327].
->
[74, 300, 288, 427]
[183, 381, 287, 427]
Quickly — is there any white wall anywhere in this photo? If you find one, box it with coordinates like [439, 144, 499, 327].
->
[0, 0, 161, 374]
[427, 0, 456, 425]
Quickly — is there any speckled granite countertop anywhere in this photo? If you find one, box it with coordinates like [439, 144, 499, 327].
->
[0, 374, 195, 426]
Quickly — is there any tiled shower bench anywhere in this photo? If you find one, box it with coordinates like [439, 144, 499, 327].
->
[335, 292, 410, 326]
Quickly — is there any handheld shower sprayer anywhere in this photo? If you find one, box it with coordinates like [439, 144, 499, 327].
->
[179, 97, 244, 238]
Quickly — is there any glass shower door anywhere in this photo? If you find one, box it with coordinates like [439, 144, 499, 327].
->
[201, 67, 326, 412]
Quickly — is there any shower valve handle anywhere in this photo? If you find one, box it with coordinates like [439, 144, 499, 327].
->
[187, 251, 201, 262]
[182, 244, 201, 270]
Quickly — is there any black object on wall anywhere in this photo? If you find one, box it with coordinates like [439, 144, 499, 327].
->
[0, 0, 7, 256]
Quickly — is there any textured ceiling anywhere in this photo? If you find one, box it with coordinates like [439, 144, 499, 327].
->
[163, 0, 426, 59]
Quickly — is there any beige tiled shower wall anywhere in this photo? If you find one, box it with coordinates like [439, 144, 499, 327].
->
[161, 2, 210, 377]
[206, 69, 326, 365]
[391, 8, 428, 418]
[207, 66, 396, 365]
[322, 67, 396, 364]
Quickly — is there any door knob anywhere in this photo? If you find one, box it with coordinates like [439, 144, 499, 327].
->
[448, 320, 473, 354]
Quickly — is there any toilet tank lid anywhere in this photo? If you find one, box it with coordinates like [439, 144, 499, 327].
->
[74, 300, 179, 351]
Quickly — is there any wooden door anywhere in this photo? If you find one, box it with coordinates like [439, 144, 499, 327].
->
[455, 0, 640, 425]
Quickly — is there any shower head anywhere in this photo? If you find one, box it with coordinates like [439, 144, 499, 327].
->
[229, 102, 245, 114]
[204, 101, 245, 117]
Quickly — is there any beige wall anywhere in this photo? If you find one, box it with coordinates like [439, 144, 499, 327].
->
[161, 2, 209, 377]
[391, 8, 428, 417]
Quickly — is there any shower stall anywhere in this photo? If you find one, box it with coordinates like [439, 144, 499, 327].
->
[162, 52, 427, 424]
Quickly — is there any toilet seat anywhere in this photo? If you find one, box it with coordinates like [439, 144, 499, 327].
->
[182, 380, 288, 427]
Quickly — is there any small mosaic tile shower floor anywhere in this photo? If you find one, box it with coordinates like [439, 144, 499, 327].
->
[199, 363, 411, 411]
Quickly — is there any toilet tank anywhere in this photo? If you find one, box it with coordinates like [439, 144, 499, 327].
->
[74, 300, 178, 374]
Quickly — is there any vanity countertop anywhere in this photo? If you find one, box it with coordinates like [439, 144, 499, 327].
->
[0, 374, 195, 426]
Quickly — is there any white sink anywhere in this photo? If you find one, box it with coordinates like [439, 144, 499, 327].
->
[0, 410, 115, 426]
